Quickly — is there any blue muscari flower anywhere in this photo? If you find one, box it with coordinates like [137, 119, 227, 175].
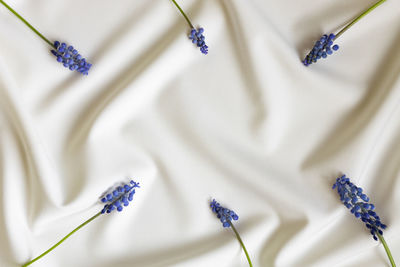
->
[101, 180, 140, 214]
[209, 198, 253, 266]
[210, 199, 239, 228]
[302, 1, 386, 67]
[189, 27, 208, 55]
[302, 33, 339, 66]
[51, 41, 92, 75]
[21, 178, 140, 266]
[333, 174, 387, 241]
[0, 1, 93, 76]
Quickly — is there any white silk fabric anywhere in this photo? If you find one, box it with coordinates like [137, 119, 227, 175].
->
[0, 0, 399, 266]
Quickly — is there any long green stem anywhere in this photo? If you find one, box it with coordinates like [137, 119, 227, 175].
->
[230, 222, 253, 267]
[170, 0, 194, 29]
[335, 0, 386, 40]
[22, 211, 102, 267]
[377, 233, 397, 267]
[0, 0, 53, 47]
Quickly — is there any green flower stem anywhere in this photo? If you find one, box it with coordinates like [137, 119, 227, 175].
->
[377, 233, 397, 267]
[170, 0, 194, 29]
[335, 0, 386, 40]
[229, 222, 253, 267]
[22, 211, 102, 267]
[0, 0, 54, 47]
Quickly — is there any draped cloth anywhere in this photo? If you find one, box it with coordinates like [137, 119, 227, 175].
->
[0, 0, 399, 266]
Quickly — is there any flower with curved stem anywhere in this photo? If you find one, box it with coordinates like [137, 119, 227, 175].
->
[22, 179, 140, 267]
[170, 0, 208, 55]
[0, 0, 92, 74]
[210, 199, 253, 267]
[333, 174, 396, 267]
[303, 0, 386, 66]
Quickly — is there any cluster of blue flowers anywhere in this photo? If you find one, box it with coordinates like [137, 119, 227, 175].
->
[188, 27, 208, 55]
[101, 180, 140, 214]
[302, 33, 339, 66]
[333, 175, 387, 241]
[210, 199, 239, 228]
[51, 41, 92, 75]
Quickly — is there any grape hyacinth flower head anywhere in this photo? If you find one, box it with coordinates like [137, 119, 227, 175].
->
[189, 27, 208, 55]
[101, 180, 140, 214]
[332, 174, 387, 241]
[51, 41, 92, 75]
[210, 199, 239, 228]
[302, 33, 339, 66]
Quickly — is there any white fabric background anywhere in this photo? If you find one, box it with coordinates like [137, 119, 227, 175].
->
[0, 0, 399, 266]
